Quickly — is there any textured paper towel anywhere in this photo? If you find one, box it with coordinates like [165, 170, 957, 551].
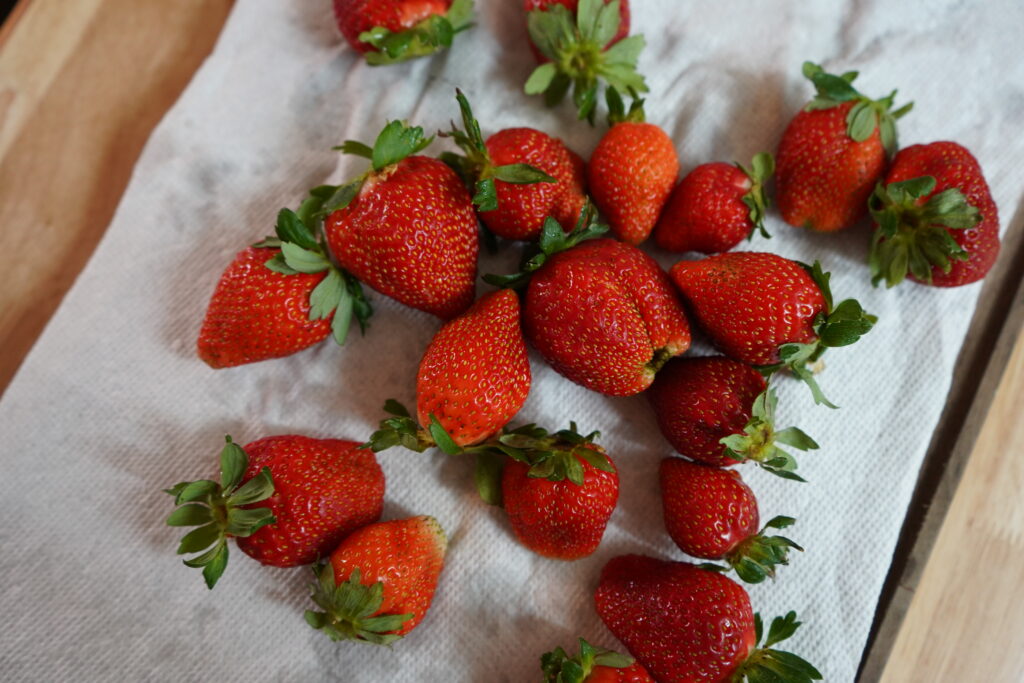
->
[1, 1, 1021, 680]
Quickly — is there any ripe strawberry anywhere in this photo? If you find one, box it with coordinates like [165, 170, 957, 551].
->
[524, 0, 645, 122]
[165, 435, 384, 588]
[660, 458, 802, 583]
[776, 61, 912, 232]
[589, 93, 679, 244]
[541, 637, 653, 682]
[869, 141, 999, 288]
[670, 253, 875, 406]
[333, 0, 473, 65]
[654, 153, 774, 253]
[647, 358, 818, 478]
[442, 90, 586, 240]
[305, 515, 447, 644]
[595, 555, 821, 682]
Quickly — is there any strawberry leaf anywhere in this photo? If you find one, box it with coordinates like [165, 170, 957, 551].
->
[218, 436, 248, 490]
[429, 415, 463, 455]
[280, 242, 331, 274]
[371, 120, 434, 171]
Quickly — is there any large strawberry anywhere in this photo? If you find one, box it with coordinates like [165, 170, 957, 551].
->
[541, 637, 653, 682]
[305, 515, 447, 644]
[524, 0, 645, 123]
[333, 0, 473, 65]
[869, 141, 999, 288]
[595, 555, 821, 682]
[165, 435, 384, 588]
[776, 61, 912, 232]
[654, 153, 773, 253]
[660, 458, 801, 583]
[442, 90, 586, 240]
[647, 357, 818, 478]
[670, 253, 875, 407]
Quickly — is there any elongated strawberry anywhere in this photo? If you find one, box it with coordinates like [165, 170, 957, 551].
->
[541, 637, 653, 682]
[165, 435, 384, 588]
[654, 153, 773, 253]
[869, 141, 999, 288]
[305, 515, 447, 644]
[670, 253, 875, 406]
[647, 358, 818, 478]
[334, 0, 473, 65]
[776, 61, 912, 232]
[595, 555, 822, 682]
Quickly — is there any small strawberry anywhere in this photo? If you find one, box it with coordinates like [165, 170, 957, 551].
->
[333, 0, 473, 65]
[588, 92, 679, 244]
[869, 141, 999, 288]
[595, 555, 822, 682]
[165, 435, 384, 588]
[654, 153, 774, 253]
[670, 253, 875, 407]
[541, 637, 653, 682]
[660, 458, 802, 583]
[305, 515, 447, 644]
[776, 61, 912, 232]
[524, 0, 645, 123]
[647, 358, 818, 478]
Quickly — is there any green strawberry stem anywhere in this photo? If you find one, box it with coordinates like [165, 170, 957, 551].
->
[604, 86, 645, 125]
[729, 612, 822, 682]
[525, 0, 647, 124]
[702, 516, 803, 584]
[737, 152, 774, 240]
[163, 436, 276, 589]
[868, 175, 981, 288]
[718, 388, 818, 481]
[541, 637, 635, 682]
[304, 564, 413, 645]
[357, 0, 474, 66]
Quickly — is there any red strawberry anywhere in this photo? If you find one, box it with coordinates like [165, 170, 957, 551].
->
[660, 458, 802, 583]
[670, 253, 875, 406]
[654, 153, 773, 253]
[776, 62, 912, 232]
[165, 435, 384, 588]
[305, 515, 447, 644]
[647, 357, 818, 477]
[595, 555, 821, 682]
[333, 0, 472, 65]
[869, 141, 999, 288]
[541, 637, 653, 682]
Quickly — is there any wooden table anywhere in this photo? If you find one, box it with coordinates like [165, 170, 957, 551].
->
[2, 2, 1021, 680]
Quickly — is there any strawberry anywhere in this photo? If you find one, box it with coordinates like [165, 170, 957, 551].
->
[670, 253, 875, 406]
[305, 515, 447, 644]
[524, 0, 645, 122]
[588, 92, 679, 244]
[869, 141, 999, 288]
[333, 0, 473, 65]
[165, 435, 384, 588]
[660, 458, 802, 583]
[595, 555, 822, 682]
[776, 61, 912, 232]
[541, 637, 653, 682]
[442, 90, 586, 240]
[654, 153, 774, 253]
[647, 358, 818, 478]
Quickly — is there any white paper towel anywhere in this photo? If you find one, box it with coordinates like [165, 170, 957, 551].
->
[1, 1, 1021, 680]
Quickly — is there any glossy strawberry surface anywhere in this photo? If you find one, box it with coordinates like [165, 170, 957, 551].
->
[235, 436, 384, 567]
[586, 663, 655, 683]
[334, 0, 451, 53]
[655, 162, 754, 253]
[524, 0, 630, 62]
[197, 246, 331, 368]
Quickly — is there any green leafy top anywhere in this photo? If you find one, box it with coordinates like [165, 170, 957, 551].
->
[541, 638, 635, 682]
[700, 516, 803, 584]
[737, 152, 775, 241]
[163, 436, 276, 589]
[718, 388, 819, 481]
[357, 0, 474, 66]
[868, 175, 981, 288]
[801, 61, 913, 156]
[729, 612, 823, 682]
[304, 565, 413, 645]
[525, 0, 647, 124]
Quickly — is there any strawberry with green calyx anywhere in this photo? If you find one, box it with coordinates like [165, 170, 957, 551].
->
[660, 458, 802, 583]
[334, 0, 474, 66]
[869, 141, 999, 288]
[305, 515, 447, 644]
[776, 61, 912, 232]
[524, 0, 646, 123]
[541, 637, 653, 682]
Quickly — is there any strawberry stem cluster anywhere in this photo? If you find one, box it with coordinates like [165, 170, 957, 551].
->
[304, 565, 413, 645]
[357, 0, 474, 66]
[541, 638, 634, 682]
[730, 612, 823, 682]
[719, 388, 819, 480]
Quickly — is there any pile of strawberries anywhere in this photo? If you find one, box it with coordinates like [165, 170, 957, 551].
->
[168, 1, 1001, 681]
